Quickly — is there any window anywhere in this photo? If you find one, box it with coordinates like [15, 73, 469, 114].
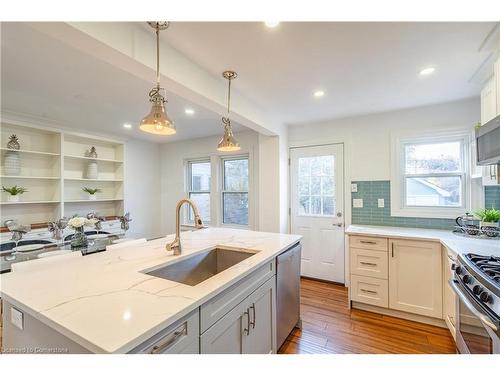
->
[187, 160, 211, 223]
[391, 132, 470, 218]
[222, 157, 249, 225]
[298, 156, 335, 216]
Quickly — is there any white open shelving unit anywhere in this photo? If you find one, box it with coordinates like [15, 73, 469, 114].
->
[1, 122, 125, 226]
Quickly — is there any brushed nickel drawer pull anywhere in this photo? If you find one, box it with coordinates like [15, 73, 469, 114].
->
[243, 310, 250, 336]
[149, 323, 187, 354]
[360, 240, 377, 245]
[249, 303, 256, 329]
[360, 261, 377, 266]
[360, 288, 377, 294]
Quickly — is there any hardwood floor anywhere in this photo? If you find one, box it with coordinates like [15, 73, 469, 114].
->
[278, 278, 457, 354]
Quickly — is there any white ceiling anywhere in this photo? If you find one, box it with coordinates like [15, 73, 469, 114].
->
[1, 23, 245, 143]
[1, 22, 497, 143]
[162, 22, 496, 125]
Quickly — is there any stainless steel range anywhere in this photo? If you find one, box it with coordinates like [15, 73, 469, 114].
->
[450, 253, 500, 354]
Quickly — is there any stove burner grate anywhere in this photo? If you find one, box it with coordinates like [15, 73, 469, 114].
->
[465, 254, 500, 285]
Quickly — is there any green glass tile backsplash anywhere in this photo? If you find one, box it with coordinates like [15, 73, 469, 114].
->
[351, 180, 456, 230]
[485, 186, 500, 210]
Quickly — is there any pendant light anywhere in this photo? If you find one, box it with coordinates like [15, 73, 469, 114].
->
[217, 71, 241, 152]
[140, 22, 176, 135]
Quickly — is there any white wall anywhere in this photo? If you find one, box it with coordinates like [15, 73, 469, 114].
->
[289, 97, 480, 181]
[124, 139, 162, 239]
[160, 131, 260, 235]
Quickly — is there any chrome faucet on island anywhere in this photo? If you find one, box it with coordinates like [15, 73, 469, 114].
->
[166, 198, 205, 255]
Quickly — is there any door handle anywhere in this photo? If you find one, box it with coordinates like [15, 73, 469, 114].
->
[249, 303, 256, 329]
[391, 242, 394, 257]
[360, 289, 377, 294]
[333, 223, 343, 227]
[360, 240, 376, 245]
[149, 323, 187, 354]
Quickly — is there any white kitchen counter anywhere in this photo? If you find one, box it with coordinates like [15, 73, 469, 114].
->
[0, 228, 301, 353]
[346, 225, 500, 257]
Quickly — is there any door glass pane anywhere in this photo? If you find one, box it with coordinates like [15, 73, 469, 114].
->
[188, 192, 210, 222]
[296, 155, 335, 216]
[224, 159, 249, 191]
[223, 192, 248, 225]
[299, 196, 310, 215]
[405, 176, 462, 207]
[405, 142, 462, 174]
[322, 196, 335, 216]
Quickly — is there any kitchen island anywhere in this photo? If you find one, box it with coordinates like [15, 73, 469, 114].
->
[0, 228, 301, 354]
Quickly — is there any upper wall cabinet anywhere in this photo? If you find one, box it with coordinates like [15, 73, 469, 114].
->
[480, 76, 497, 125]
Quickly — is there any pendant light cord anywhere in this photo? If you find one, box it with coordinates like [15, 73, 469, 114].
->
[227, 78, 231, 116]
[156, 23, 160, 88]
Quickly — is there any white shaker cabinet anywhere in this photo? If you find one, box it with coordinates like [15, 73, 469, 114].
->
[442, 246, 457, 340]
[388, 239, 443, 319]
[480, 76, 497, 125]
[200, 276, 276, 354]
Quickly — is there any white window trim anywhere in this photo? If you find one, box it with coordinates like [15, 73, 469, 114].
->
[390, 129, 472, 219]
[220, 154, 250, 228]
[184, 153, 252, 229]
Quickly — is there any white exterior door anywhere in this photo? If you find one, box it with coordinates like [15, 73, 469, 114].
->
[290, 144, 345, 283]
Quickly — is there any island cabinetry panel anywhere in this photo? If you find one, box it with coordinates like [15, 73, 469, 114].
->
[388, 239, 443, 318]
[200, 276, 276, 354]
[200, 260, 275, 333]
[131, 310, 199, 354]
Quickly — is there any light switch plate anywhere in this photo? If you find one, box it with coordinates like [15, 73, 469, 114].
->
[378, 199, 385, 208]
[11, 307, 24, 330]
[353, 198, 363, 208]
[351, 183, 358, 193]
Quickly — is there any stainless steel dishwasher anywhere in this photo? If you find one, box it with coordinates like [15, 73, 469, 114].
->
[276, 242, 301, 349]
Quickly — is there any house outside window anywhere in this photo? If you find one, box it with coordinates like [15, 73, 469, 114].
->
[390, 131, 471, 219]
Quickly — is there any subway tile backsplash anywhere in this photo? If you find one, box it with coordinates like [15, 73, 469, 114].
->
[351, 180, 457, 230]
[485, 186, 500, 210]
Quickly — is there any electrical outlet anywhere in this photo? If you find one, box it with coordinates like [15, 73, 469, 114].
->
[351, 183, 358, 193]
[378, 199, 385, 208]
[353, 198, 363, 208]
[11, 307, 24, 330]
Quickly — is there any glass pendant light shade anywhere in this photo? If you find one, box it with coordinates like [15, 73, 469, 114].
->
[217, 118, 241, 151]
[140, 99, 176, 135]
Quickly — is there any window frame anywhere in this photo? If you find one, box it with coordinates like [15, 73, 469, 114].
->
[186, 158, 212, 224]
[390, 130, 471, 219]
[220, 155, 250, 228]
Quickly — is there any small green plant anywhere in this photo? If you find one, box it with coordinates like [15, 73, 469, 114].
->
[82, 187, 101, 195]
[473, 208, 500, 223]
[2, 185, 28, 195]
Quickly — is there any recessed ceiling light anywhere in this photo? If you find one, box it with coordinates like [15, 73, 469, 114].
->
[419, 67, 435, 76]
[123, 123, 132, 129]
[313, 90, 325, 98]
[185, 108, 195, 115]
[265, 21, 280, 28]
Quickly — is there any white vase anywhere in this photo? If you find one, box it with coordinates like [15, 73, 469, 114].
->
[89, 194, 97, 201]
[4, 151, 21, 175]
[86, 160, 98, 179]
[8, 195, 20, 203]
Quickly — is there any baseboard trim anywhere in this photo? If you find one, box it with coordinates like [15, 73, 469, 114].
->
[352, 301, 447, 328]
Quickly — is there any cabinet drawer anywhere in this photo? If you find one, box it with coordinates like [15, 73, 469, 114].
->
[351, 248, 388, 279]
[131, 309, 199, 354]
[351, 274, 388, 308]
[350, 236, 387, 251]
[200, 260, 275, 333]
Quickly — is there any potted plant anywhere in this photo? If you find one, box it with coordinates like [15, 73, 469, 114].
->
[82, 187, 101, 200]
[2, 185, 28, 202]
[473, 208, 500, 237]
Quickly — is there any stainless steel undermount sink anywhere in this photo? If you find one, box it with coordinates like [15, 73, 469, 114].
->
[144, 247, 258, 286]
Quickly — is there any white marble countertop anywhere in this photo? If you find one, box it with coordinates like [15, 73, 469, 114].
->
[346, 225, 500, 257]
[0, 228, 301, 353]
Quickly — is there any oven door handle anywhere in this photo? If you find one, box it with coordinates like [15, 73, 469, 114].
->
[450, 280, 498, 332]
